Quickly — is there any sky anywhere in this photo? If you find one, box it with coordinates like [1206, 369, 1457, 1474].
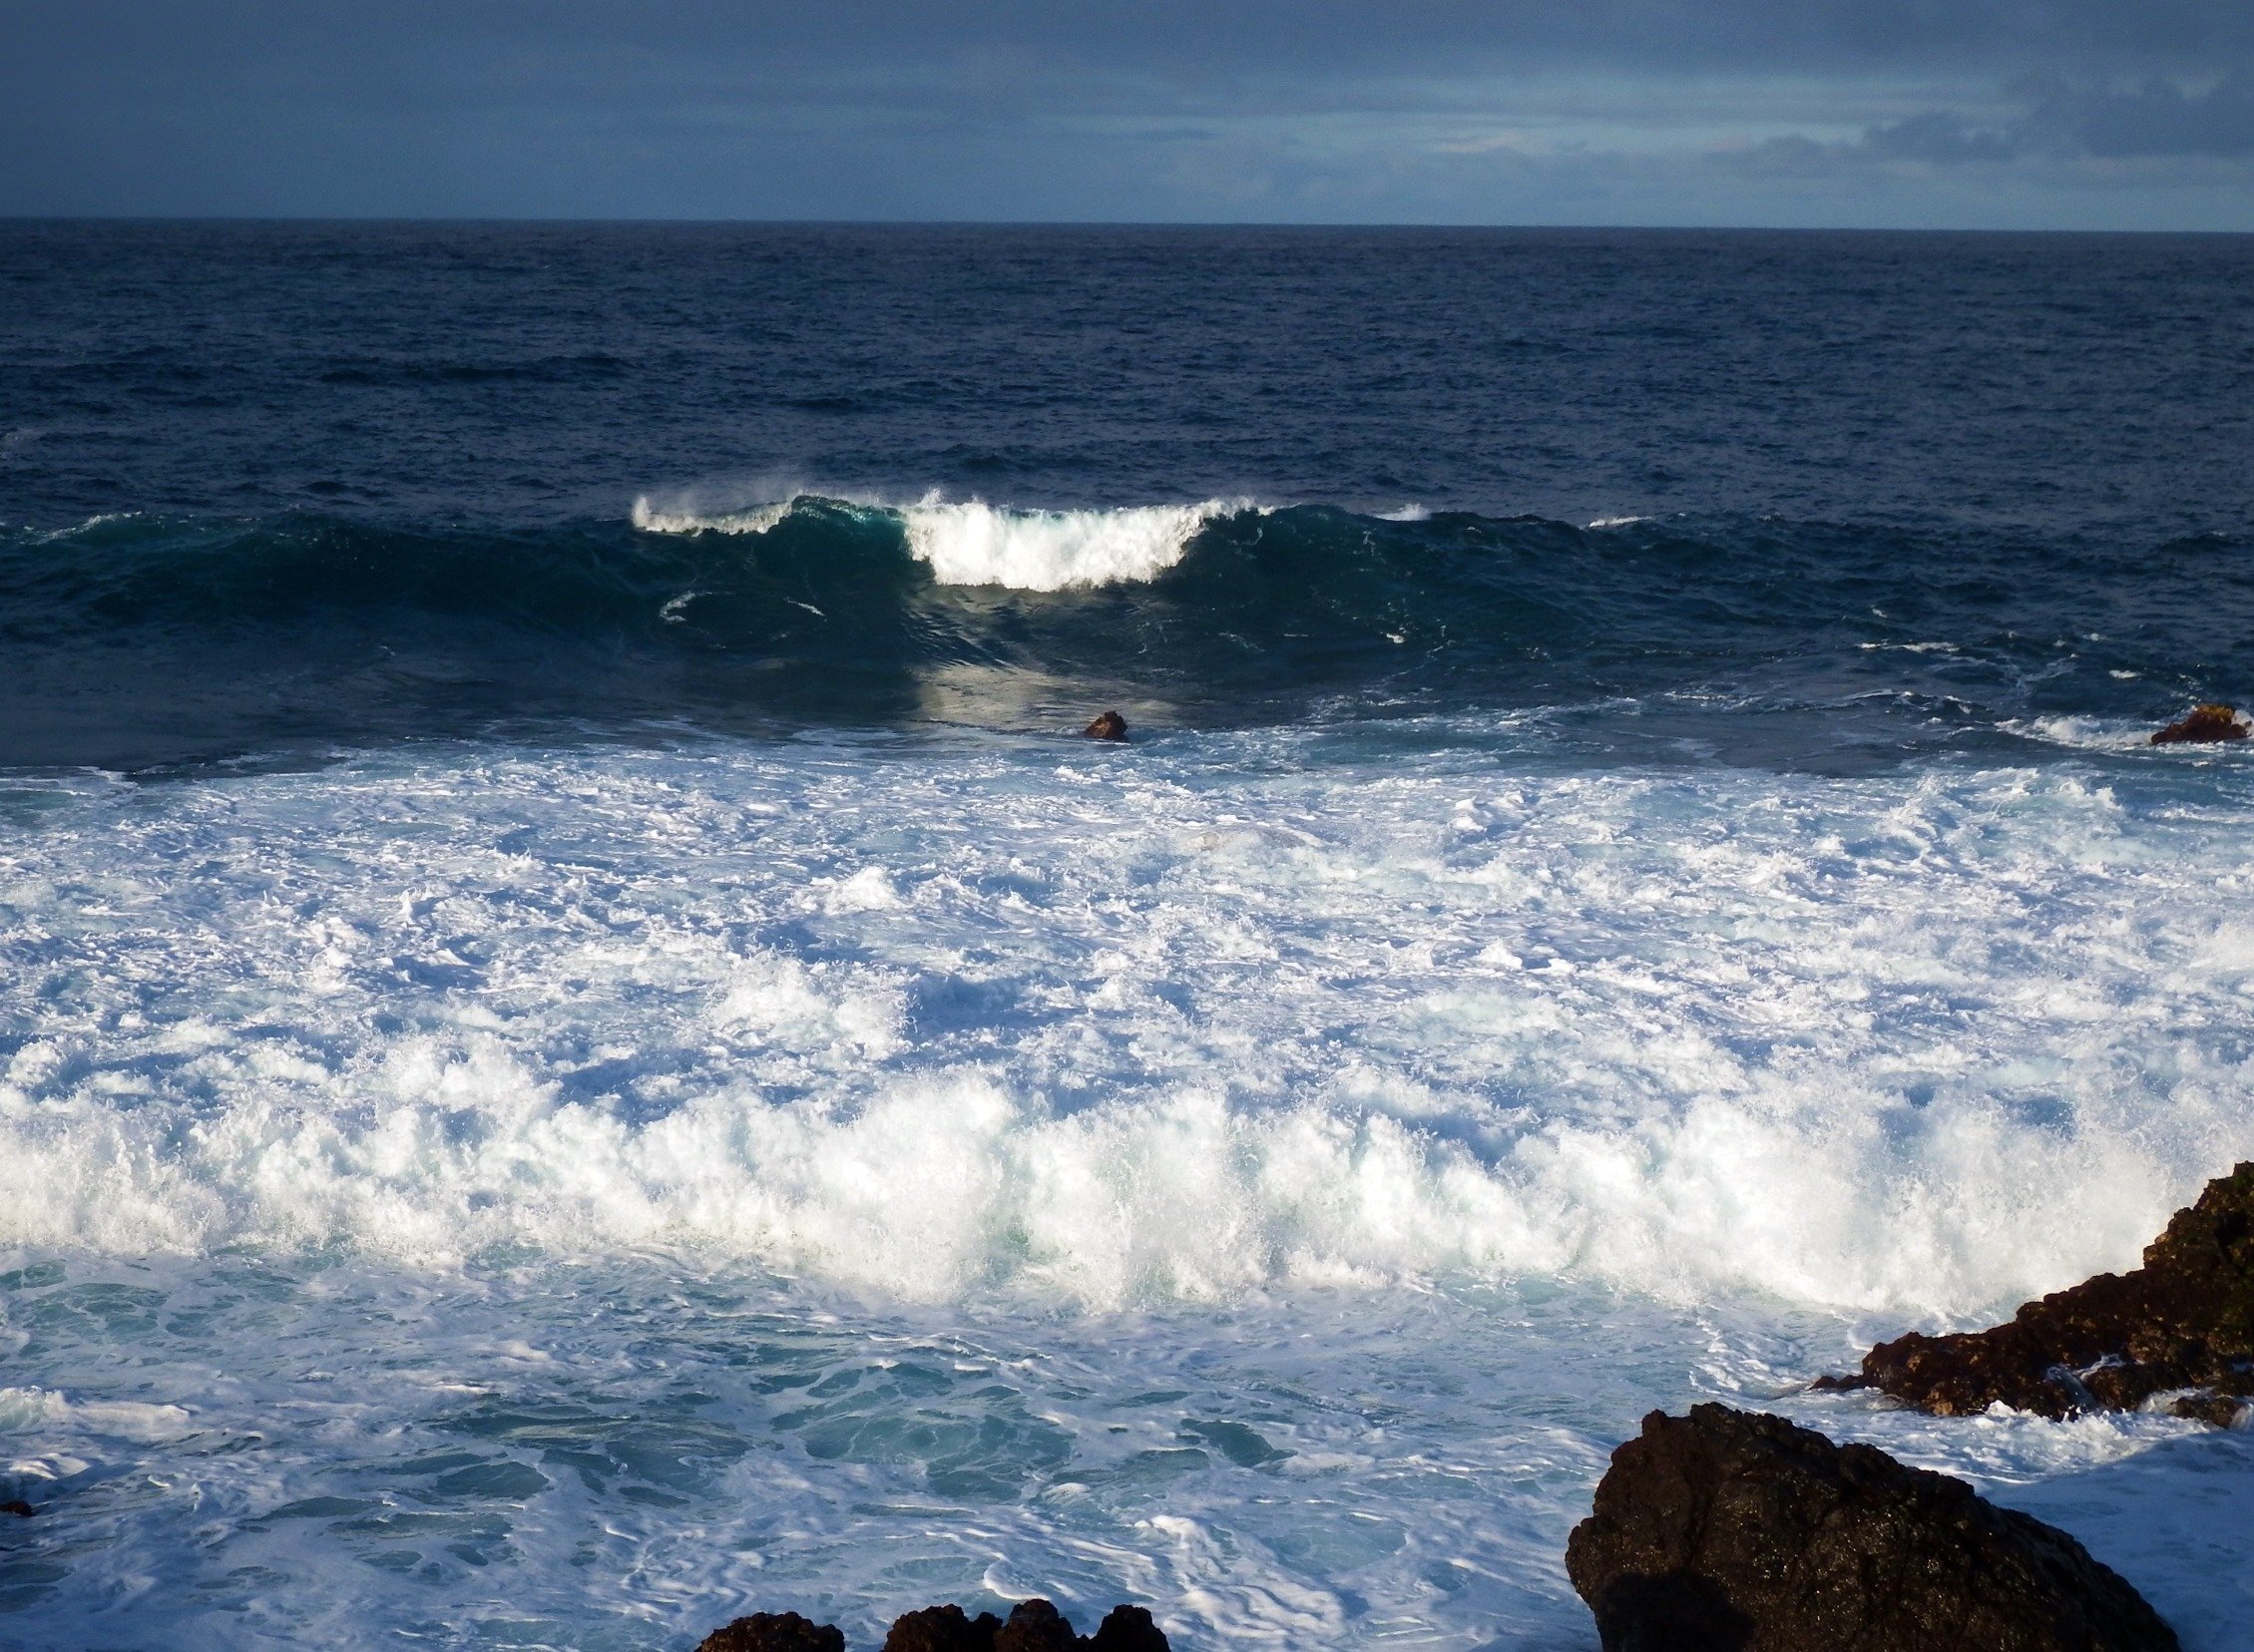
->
[4, 1, 2253, 228]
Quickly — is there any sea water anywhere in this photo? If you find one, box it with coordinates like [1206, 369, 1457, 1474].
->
[4, 223, 2254, 1649]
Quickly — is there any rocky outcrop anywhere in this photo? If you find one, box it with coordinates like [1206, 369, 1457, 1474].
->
[2151, 703, 2249, 744]
[699, 1601, 1167, 1652]
[698, 1613, 847, 1652]
[0, 1499, 33, 1517]
[1567, 1404, 2178, 1652]
[1083, 711, 1128, 742]
[1818, 1161, 2254, 1423]
[882, 1605, 1002, 1652]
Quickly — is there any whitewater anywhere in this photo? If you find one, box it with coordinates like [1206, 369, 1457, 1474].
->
[8, 714, 2254, 1647]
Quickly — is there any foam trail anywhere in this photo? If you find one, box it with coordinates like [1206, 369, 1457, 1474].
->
[897, 498, 1239, 589]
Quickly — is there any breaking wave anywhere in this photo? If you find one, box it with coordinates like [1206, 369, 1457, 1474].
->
[635, 492, 1247, 590]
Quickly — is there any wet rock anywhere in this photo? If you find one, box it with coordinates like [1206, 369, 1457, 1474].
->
[1084, 1606, 1169, 1652]
[1567, 1404, 2178, 1652]
[2151, 703, 2250, 744]
[1820, 1161, 2254, 1421]
[0, 1499, 33, 1518]
[882, 1605, 1005, 1652]
[703, 1599, 1169, 1652]
[1083, 710, 1128, 742]
[696, 1611, 847, 1652]
[994, 1599, 1078, 1652]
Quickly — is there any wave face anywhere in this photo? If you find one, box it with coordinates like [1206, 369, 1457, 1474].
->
[6, 500, 2253, 770]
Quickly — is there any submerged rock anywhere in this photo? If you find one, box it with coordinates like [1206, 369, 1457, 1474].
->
[1819, 1161, 2254, 1422]
[701, 1600, 1168, 1652]
[2151, 703, 2250, 744]
[696, 1611, 847, 1652]
[1083, 710, 1128, 742]
[1567, 1404, 2178, 1652]
[0, 1499, 33, 1518]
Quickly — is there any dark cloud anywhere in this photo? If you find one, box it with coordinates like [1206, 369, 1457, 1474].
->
[1, 0, 2250, 221]
[2027, 71, 2254, 156]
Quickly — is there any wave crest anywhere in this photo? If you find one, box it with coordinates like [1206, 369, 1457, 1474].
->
[632, 492, 1247, 590]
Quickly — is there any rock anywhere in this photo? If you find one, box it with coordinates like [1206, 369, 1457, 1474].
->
[882, 1605, 1004, 1652]
[994, 1599, 1078, 1652]
[1083, 710, 1128, 742]
[0, 1499, 33, 1518]
[1567, 1404, 2178, 1652]
[1085, 1607, 1169, 1652]
[2151, 703, 2250, 744]
[1819, 1161, 2254, 1421]
[701, 1599, 1169, 1652]
[696, 1612, 847, 1652]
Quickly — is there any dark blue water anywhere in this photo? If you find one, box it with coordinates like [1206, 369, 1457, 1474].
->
[4, 222, 2252, 770]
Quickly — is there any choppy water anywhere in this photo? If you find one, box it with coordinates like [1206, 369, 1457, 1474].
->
[4, 223, 2254, 1649]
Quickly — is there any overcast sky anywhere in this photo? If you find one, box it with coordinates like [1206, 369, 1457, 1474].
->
[5, 1, 2252, 227]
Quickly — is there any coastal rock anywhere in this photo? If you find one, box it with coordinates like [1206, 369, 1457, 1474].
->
[2151, 703, 2250, 744]
[0, 1499, 34, 1518]
[702, 1600, 1169, 1652]
[696, 1611, 847, 1652]
[993, 1599, 1078, 1652]
[1820, 1161, 2254, 1421]
[1083, 710, 1128, 742]
[1566, 1404, 2178, 1652]
[882, 1605, 1004, 1652]
[1082, 1607, 1169, 1652]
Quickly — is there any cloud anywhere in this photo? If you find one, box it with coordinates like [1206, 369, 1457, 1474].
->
[1726, 73, 2254, 175]
[2027, 70, 2254, 156]
[0, 0, 2250, 222]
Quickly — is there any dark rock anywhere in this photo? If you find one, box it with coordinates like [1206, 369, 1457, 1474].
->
[882, 1604, 1005, 1652]
[1085, 1606, 1168, 1652]
[2151, 703, 2249, 744]
[1083, 711, 1128, 742]
[994, 1599, 1078, 1652]
[1567, 1404, 2178, 1652]
[696, 1613, 846, 1652]
[701, 1599, 1170, 1652]
[0, 1499, 33, 1518]
[2162, 1392, 2246, 1428]
[1820, 1161, 2254, 1421]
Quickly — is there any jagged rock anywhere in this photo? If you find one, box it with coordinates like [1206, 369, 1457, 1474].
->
[1084, 1607, 1169, 1652]
[1818, 1161, 2254, 1421]
[702, 1599, 1169, 1652]
[2151, 703, 2249, 744]
[1083, 710, 1128, 742]
[696, 1611, 846, 1652]
[0, 1499, 33, 1518]
[882, 1605, 1004, 1652]
[994, 1599, 1078, 1652]
[1567, 1404, 2178, 1652]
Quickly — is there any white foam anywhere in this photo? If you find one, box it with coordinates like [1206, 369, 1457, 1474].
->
[3, 743, 2252, 1322]
[0, 1387, 195, 1442]
[630, 496, 793, 536]
[630, 491, 1248, 590]
[898, 498, 1239, 590]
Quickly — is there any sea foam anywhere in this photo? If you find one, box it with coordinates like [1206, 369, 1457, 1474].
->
[3, 738, 2249, 1320]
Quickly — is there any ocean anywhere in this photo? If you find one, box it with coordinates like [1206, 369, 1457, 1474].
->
[4, 220, 2254, 1648]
